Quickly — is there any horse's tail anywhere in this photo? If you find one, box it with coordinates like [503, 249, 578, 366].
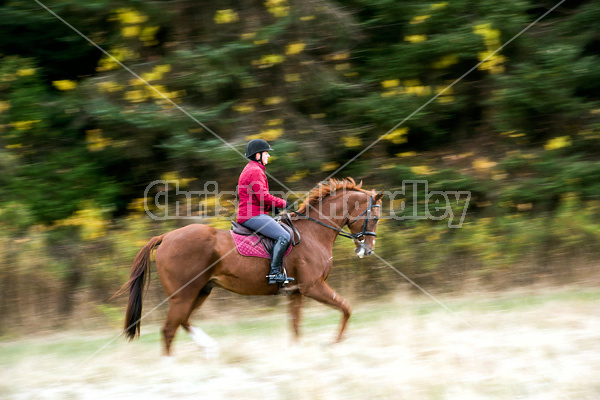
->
[114, 234, 165, 341]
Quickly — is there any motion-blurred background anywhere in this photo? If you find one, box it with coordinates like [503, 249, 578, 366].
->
[0, 0, 599, 335]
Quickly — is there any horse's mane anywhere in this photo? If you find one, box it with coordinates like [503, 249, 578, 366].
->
[295, 178, 368, 214]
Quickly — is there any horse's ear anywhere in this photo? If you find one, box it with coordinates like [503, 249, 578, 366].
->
[374, 190, 385, 202]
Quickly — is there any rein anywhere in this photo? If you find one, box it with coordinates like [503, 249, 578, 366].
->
[288, 196, 380, 242]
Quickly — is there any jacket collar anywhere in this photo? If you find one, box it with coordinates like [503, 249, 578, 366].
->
[249, 160, 266, 171]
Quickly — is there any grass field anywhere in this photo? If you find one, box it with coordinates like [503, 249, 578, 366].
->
[1, 287, 599, 399]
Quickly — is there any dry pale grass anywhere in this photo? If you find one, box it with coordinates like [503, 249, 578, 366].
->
[1, 287, 599, 400]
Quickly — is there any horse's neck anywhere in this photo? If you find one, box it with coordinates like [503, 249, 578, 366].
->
[294, 196, 347, 246]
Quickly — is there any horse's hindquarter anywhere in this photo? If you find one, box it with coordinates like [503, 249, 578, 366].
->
[155, 224, 220, 297]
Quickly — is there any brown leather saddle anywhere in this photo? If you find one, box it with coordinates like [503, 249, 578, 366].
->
[231, 220, 294, 254]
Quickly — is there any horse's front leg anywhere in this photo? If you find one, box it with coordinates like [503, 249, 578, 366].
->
[303, 280, 351, 342]
[288, 291, 304, 341]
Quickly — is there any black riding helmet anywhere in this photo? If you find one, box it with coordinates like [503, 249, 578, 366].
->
[245, 139, 273, 160]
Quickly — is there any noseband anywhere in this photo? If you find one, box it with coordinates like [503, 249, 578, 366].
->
[346, 195, 380, 242]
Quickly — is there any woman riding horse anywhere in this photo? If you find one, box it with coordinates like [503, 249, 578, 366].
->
[117, 158, 383, 356]
[238, 139, 293, 284]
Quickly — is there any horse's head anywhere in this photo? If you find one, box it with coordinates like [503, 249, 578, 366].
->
[347, 190, 384, 258]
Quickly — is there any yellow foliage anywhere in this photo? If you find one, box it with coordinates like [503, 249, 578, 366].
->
[97, 47, 136, 72]
[411, 165, 433, 175]
[141, 71, 160, 82]
[300, 15, 315, 21]
[0, 101, 10, 113]
[140, 26, 160, 46]
[266, 118, 283, 126]
[544, 136, 572, 150]
[86, 129, 112, 152]
[124, 90, 146, 103]
[335, 63, 351, 71]
[241, 32, 256, 40]
[396, 151, 417, 158]
[381, 90, 399, 98]
[342, 136, 362, 148]
[114, 8, 148, 25]
[261, 128, 284, 141]
[141, 65, 171, 82]
[147, 84, 167, 98]
[437, 96, 454, 104]
[155, 64, 171, 74]
[405, 35, 427, 43]
[254, 54, 285, 67]
[161, 171, 180, 181]
[214, 9, 239, 24]
[254, 39, 269, 45]
[97, 81, 123, 93]
[287, 169, 309, 183]
[381, 79, 400, 88]
[12, 120, 41, 131]
[264, 96, 284, 105]
[472, 158, 497, 170]
[233, 104, 255, 113]
[52, 80, 77, 91]
[265, 0, 289, 17]
[310, 113, 326, 119]
[386, 127, 409, 144]
[286, 42, 306, 55]
[56, 201, 108, 240]
[17, 68, 36, 77]
[285, 73, 301, 82]
[404, 79, 422, 87]
[473, 23, 505, 74]
[405, 85, 432, 96]
[431, 2, 448, 9]
[432, 54, 459, 69]
[122, 25, 140, 38]
[326, 53, 350, 61]
[410, 15, 430, 24]
[246, 128, 284, 142]
[435, 86, 453, 95]
[321, 161, 339, 171]
[473, 23, 500, 46]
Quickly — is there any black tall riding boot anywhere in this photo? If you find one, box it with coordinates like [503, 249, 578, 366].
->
[267, 236, 294, 284]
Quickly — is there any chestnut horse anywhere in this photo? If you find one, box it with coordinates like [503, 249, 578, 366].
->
[117, 178, 383, 356]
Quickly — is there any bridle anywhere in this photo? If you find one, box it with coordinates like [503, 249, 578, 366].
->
[289, 195, 380, 242]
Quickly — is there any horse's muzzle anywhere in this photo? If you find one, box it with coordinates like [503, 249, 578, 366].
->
[355, 245, 373, 258]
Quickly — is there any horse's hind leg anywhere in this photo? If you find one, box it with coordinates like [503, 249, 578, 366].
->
[181, 285, 220, 358]
[162, 297, 193, 356]
[303, 280, 351, 343]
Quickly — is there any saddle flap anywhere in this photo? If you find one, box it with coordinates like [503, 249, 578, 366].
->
[231, 221, 255, 236]
[261, 223, 294, 254]
[231, 220, 294, 253]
